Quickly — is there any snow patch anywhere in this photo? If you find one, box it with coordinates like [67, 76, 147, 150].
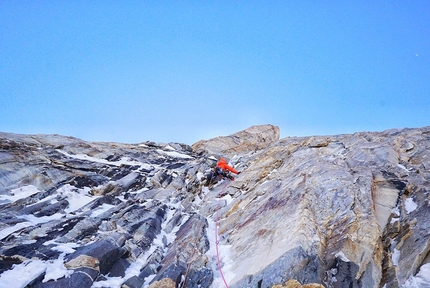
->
[44, 240, 81, 254]
[43, 253, 73, 282]
[0, 184, 103, 240]
[0, 222, 33, 240]
[0, 213, 64, 240]
[0, 185, 40, 203]
[335, 251, 351, 262]
[402, 263, 430, 287]
[159, 201, 188, 248]
[91, 200, 186, 288]
[57, 150, 145, 166]
[390, 217, 400, 224]
[392, 249, 400, 266]
[92, 231, 165, 288]
[206, 218, 235, 288]
[18, 213, 64, 225]
[0, 260, 47, 288]
[391, 207, 400, 223]
[397, 164, 412, 172]
[57, 184, 98, 213]
[156, 149, 193, 159]
[0, 254, 72, 288]
[90, 203, 116, 218]
[405, 197, 417, 214]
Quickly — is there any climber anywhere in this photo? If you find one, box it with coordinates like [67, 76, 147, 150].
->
[201, 157, 240, 187]
[215, 158, 239, 180]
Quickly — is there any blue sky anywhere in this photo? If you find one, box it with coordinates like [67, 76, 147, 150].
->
[1, 1, 429, 145]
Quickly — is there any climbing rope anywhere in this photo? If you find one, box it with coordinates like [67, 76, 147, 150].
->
[215, 180, 230, 288]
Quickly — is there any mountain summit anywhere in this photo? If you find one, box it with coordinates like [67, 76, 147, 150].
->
[0, 125, 429, 288]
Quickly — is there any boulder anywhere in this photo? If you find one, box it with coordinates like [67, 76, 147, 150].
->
[148, 277, 176, 288]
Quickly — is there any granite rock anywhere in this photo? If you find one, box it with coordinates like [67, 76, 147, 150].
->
[0, 126, 429, 287]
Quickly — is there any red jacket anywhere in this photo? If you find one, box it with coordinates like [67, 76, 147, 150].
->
[217, 158, 238, 174]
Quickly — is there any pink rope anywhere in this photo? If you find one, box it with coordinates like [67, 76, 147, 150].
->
[215, 180, 230, 288]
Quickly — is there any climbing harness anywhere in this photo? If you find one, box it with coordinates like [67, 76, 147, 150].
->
[215, 180, 230, 288]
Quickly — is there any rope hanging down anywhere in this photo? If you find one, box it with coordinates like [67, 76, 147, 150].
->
[215, 180, 230, 288]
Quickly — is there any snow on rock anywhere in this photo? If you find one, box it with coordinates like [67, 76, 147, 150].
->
[392, 249, 401, 266]
[1, 126, 430, 288]
[58, 184, 97, 213]
[405, 197, 418, 214]
[0, 185, 40, 203]
[0, 260, 47, 288]
[206, 218, 235, 287]
[0, 253, 72, 288]
[156, 149, 194, 159]
[335, 251, 351, 263]
[403, 263, 430, 288]
[43, 253, 73, 282]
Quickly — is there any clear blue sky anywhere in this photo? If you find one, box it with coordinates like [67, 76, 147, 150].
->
[1, 1, 429, 145]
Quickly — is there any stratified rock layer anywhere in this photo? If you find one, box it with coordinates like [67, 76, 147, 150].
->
[191, 124, 280, 158]
[0, 125, 429, 288]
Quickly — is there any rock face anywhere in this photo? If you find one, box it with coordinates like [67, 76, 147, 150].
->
[191, 124, 280, 158]
[0, 125, 430, 288]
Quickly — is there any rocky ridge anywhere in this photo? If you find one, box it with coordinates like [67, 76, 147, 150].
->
[0, 124, 429, 288]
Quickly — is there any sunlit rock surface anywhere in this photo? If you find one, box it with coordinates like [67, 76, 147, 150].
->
[0, 125, 429, 288]
[191, 124, 280, 158]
